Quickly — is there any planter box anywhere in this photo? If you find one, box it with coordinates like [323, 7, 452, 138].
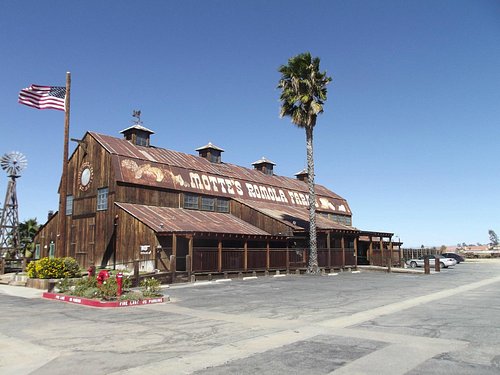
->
[43, 292, 166, 308]
[27, 278, 80, 291]
[27, 278, 53, 290]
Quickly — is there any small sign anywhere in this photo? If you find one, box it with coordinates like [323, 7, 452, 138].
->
[140, 245, 151, 255]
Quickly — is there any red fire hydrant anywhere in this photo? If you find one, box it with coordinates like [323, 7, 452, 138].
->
[116, 272, 123, 297]
[97, 270, 110, 286]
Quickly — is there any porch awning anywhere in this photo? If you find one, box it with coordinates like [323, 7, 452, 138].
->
[235, 199, 359, 234]
[116, 203, 276, 237]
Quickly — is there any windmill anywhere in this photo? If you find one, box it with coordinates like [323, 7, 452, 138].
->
[0, 151, 27, 258]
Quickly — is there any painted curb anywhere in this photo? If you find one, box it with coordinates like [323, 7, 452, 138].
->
[42, 292, 166, 308]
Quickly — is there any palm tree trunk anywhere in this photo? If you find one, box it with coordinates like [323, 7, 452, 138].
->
[305, 125, 319, 273]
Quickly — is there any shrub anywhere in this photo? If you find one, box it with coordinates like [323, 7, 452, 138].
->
[56, 278, 73, 294]
[35, 257, 65, 279]
[99, 277, 118, 300]
[62, 257, 81, 278]
[26, 261, 37, 278]
[27, 257, 81, 279]
[120, 291, 143, 301]
[73, 277, 98, 296]
[82, 287, 100, 299]
[140, 277, 162, 297]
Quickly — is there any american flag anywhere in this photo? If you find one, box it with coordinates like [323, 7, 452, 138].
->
[18, 84, 66, 111]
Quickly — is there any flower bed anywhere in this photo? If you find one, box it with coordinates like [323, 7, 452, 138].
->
[43, 292, 166, 308]
[41, 271, 166, 307]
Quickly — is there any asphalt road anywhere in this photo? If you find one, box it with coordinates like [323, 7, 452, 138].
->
[1, 260, 499, 374]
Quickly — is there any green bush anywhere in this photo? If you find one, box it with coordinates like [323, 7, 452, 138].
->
[119, 291, 143, 301]
[73, 277, 98, 296]
[82, 287, 100, 299]
[62, 257, 81, 277]
[26, 261, 37, 278]
[140, 277, 162, 297]
[27, 257, 81, 279]
[56, 278, 73, 294]
[99, 277, 118, 300]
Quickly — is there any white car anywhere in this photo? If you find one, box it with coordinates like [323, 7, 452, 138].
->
[406, 255, 457, 269]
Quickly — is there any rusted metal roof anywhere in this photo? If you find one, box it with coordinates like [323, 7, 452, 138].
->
[236, 199, 359, 234]
[90, 132, 351, 214]
[116, 202, 276, 237]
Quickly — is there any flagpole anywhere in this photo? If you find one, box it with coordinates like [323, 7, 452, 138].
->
[57, 72, 71, 257]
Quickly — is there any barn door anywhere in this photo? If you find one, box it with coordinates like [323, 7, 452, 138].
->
[71, 216, 96, 267]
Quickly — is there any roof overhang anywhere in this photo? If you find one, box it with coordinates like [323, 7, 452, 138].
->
[116, 202, 286, 239]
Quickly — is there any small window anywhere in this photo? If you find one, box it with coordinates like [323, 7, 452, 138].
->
[209, 154, 220, 163]
[66, 195, 73, 216]
[97, 187, 109, 211]
[201, 196, 215, 211]
[328, 213, 352, 226]
[184, 194, 199, 210]
[136, 135, 148, 146]
[49, 242, 55, 258]
[34, 244, 40, 259]
[216, 198, 229, 213]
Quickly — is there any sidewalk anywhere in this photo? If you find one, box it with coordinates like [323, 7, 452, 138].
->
[0, 283, 44, 299]
[357, 265, 426, 274]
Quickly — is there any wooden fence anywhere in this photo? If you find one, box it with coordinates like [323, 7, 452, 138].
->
[191, 247, 356, 273]
[402, 248, 441, 261]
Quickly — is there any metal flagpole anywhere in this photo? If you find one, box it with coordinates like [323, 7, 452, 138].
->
[57, 72, 71, 257]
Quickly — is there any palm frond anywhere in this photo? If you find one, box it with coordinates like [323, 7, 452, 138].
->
[277, 52, 332, 128]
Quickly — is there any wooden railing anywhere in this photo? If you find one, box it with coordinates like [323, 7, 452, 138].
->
[190, 246, 356, 273]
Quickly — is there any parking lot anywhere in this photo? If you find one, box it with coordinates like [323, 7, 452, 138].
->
[1, 260, 500, 374]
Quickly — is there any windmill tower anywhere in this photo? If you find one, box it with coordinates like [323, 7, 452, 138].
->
[0, 151, 27, 258]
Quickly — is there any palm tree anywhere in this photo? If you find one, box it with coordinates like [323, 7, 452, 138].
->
[19, 218, 39, 257]
[278, 52, 332, 274]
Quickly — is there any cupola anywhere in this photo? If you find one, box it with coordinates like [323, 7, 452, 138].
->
[196, 142, 224, 163]
[120, 110, 154, 147]
[295, 168, 309, 183]
[252, 157, 276, 176]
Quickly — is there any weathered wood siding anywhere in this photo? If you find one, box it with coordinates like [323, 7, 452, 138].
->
[115, 183, 179, 208]
[115, 208, 158, 268]
[62, 133, 117, 266]
[33, 213, 58, 259]
[231, 201, 294, 237]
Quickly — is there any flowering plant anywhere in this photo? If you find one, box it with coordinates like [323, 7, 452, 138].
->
[27, 257, 80, 279]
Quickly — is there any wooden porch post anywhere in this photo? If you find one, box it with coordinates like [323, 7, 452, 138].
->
[170, 234, 177, 272]
[244, 240, 248, 272]
[327, 231, 331, 268]
[369, 236, 373, 264]
[354, 237, 358, 267]
[341, 236, 345, 268]
[380, 237, 384, 266]
[398, 241, 402, 266]
[188, 236, 193, 273]
[218, 239, 222, 273]
[286, 241, 289, 271]
[389, 239, 393, 272]
[172, 234, 177, 258]
[266, 240, 270, 270]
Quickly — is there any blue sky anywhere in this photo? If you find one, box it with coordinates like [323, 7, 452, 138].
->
[1, 0, 499, 247]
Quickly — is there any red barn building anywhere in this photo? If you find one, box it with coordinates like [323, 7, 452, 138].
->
[33, 123, 401, 276]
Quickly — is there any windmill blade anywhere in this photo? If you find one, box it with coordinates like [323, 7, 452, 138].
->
[1, 151, 28, 177]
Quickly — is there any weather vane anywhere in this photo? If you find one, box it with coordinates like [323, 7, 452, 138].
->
[132, 110, 142, 125]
